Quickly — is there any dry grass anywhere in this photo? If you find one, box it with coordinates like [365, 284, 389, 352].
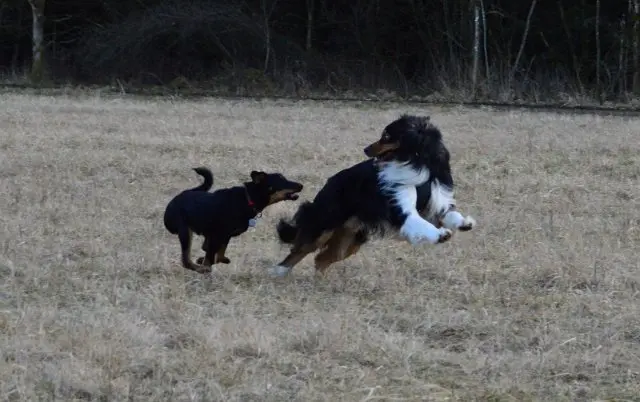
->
[1, 93, 639, 402]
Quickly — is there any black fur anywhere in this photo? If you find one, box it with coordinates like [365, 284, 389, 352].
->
[364, 114, 450, 174]
[190, 167, 214, 192]
[164, 167, 303, 273]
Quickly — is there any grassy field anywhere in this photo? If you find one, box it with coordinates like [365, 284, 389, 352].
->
[1, 93, 639, 401]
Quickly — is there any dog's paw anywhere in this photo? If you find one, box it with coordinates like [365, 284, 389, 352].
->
[194, 264, 212, 274]
[437, 228, 453, 244]
[313, 269, 330, 280]
[268, 265, 291, 278]
[196, 256, 231, 265]
[195, 257, 214, 266]
[458, 216, 476, 232]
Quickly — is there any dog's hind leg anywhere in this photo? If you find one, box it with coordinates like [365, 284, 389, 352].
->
[197, 236, 231, 266]
[314, 227, 366, 275]
[269, 230, 334, 277]
[196, 236, 211, 266]
[178, 226, 211, 273]
[214, 238, 231, 264]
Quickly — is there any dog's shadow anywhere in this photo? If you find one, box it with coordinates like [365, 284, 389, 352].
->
[182, 261, 342, 296]
[181, 258, 380, 302]
[181, 263, 316, 293]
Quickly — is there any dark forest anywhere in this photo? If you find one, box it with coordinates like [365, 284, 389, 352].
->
[1, 0, 639, 103]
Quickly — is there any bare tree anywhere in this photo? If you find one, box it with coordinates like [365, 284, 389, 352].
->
[261, 0, 279, 72]
[305, 0, 314, 51]
[509, 0, 537, 89]
[618, 17, 627, 96]
[480, 0, 489, 82]
[471, 0, 481, 97]
[557, 0, 584, 93]
[632, 0, 640, 95]
[595, 0, 601, 102]
[442, 0, 455, 70]
[27, 0, 46, 83]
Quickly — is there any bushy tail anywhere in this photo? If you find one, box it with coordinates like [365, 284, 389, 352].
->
[276, 201, 326, 245]
[189, 167, 214, 192]
[276, 219, 299, 244]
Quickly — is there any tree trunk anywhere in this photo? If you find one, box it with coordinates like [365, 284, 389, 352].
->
[480, 0, 489, 82]
[262, 0, 278, 73]
[509, 0, 537, 89]
[618, 17, 627, 97]
[471, 0, 480, 98]
[558, 0, 584, 93]
[632, 0, 640, 95]
[27, 0, 46, 84]
[306, 0, 314, 51]
[595, 0, 602, 102]
[442, 0, 455, 70]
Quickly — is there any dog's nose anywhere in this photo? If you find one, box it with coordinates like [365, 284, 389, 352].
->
[363, 146, 371, 156]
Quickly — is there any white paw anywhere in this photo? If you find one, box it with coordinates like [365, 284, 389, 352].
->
[437, 228, 453, 243]
[459, 216, 476, 232]
[401, 214, 446, 245]
[268, 265, 291, 278]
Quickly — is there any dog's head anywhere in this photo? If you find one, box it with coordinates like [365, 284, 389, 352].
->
[250, 171, 304, 204]
[364, 114, 449, 169]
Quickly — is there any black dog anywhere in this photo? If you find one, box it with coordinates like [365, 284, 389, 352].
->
[164, 167, 304, 273]
[270, 114, 475, 277]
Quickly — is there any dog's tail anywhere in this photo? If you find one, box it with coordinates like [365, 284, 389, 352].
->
[277, 201, 325, 245]
[276, 219, 299, 244]
[189, 167, 214, 192]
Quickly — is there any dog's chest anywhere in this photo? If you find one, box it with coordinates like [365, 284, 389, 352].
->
[229, 218, 258, 237]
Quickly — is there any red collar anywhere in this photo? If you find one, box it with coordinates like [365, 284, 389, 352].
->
[244, 186, 258, 213]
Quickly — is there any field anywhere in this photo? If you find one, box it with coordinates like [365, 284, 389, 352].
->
[1, 93, 639, 402]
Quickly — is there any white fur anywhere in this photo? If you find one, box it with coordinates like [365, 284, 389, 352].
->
[377, 161, 429, 187]
[438, 208, 476, 231]
[441, 210, 465, 229]
[391, 185, 452, 245]
[376, 161, 451, 245]
[268, 265, 291, 277]
[377, 161, 451, 245]
[426, 179, 456, 220]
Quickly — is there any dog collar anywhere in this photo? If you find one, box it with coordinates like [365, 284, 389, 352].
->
[244, 186, 259, 215]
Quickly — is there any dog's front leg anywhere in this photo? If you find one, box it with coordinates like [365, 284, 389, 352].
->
[422, 178, 475, 233]
[439, 207, 476, 232]
[401, 213, 452, 245]
[393, 185, 452, 245]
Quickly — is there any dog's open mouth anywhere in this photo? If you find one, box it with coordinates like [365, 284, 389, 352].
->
[374, 150, 396, 161]
[286, 192, 300, 200]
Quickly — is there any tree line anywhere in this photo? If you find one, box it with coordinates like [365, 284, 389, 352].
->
[0, 0, 639, 103]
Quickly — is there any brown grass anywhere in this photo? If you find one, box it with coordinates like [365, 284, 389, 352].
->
[1, 93, 639, 401]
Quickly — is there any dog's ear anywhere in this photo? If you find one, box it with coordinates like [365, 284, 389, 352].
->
[250, 170, 267, 184]
[434, 142, 450, 164]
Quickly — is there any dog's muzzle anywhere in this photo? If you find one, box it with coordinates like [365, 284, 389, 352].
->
[285, 184, 303, 200]
[364, 141, 398, 159]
